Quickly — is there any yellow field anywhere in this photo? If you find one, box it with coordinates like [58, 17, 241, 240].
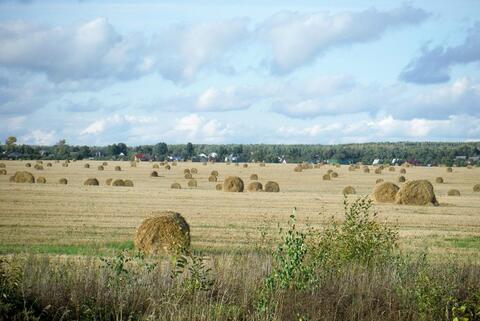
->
[0, 160, 479, 256]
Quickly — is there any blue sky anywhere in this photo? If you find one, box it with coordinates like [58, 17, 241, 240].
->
[0, 0, 479, 145]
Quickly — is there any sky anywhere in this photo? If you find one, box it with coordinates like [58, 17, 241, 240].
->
[0, 0, 479, 146]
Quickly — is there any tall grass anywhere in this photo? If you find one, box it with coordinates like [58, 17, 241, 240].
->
[1, 198, 479, 321]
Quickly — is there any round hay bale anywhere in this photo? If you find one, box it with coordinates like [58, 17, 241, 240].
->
[153, 164, 159, 169]
[348, 166, 355, 171]
[208, 175, 217, 182]
[388, 166, 395, 172]
[363, 167, 370, 173]
[376, 178, 384, 184]
[264, 181, 280, 193]
[184, 168, 191, 175]
[58, 178, 67, 185]
[448, 189, 460, 196]
[374, 168, 382, 174]
[343, 186, 356, 195]
[46, 162, 52, 167]
[171, 183, 181, 189]
[250, 174, 258, 180]
[34, 164, 44, 170]
[259, 162, 266, 167]
[215, 183, 223, 191]
[234, 163, 239, 166]
[13, 171, 35, 183]
[395, 180, 439, 206]
[36, 160, 42, 164]
[84, 163, 90, 168]
[203, 162, 208, 166]
[472, 184, 480, 192]
[223, 176, 244, 192]
[112, 179, 125, 186]
[62, 163, 68, 167]
[9, 176, 15, 182]
[398, 175, 406, 183]
[114, 166, 121, 171]
[124, 180, 134, 187]
[435, 177, 444, 184]
[243, 164, 248, 168]
[172, 161, 178, 166]
[327, 169, 333, 174]
[0, 163, 5, 168]
[211, 170, 219, 177]
[400, 168, 406, 174]
[467, 165, 473, 169]
[36, 176, 46, 184]
[247, 181, 263, 192]
[103, 162, 108, 166]
[98, 165, 104, 171]
[150, 171, 159, 177]
[0, 169, 6, 175]
[379, 165, 385, 170]
[331, 172, 338, 178]
[165, 165, 171, 170]
[130, 161, 137, 168]
[190, 168, 198, 174]
[187, 179, 197, 188]
[372, 182, 399, 203]
[25, 163, 31, 168]
[294, 165, 303, 172]
[446, 167, 453, 173]
[322, 174, 331, 180]
[134, 211, 190, 255]
[184, 173, 193, 179]
[84, 178, 99, 186]
[55, 160, 60, 163]
[106, 178, 113, 185]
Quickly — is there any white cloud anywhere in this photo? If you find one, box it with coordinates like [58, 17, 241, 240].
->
[20, 129, 56, 145]
[169, 114, 232, 143]
[80, 114, 156, 135]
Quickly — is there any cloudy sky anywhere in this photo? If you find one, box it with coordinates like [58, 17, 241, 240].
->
[0, 0, 479, 145]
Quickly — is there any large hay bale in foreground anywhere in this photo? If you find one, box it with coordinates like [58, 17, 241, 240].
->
[247, 181, 263, 192]
[343, 186, 356, 195]
[184, 173, 193, 179]
[372, 182, 399, 203]
[188, 179, 198, 188]
[134, 211, 190, 255]
[446, 167, 453, 173]
[215, 183, 223, 191]
[13, 171, 35, 183]
[112, 179, 125, 186]
[37, 176, 46, 184]
[124, 180, 134, 187]
[435, 177, 444, 184]
[223, 176, 244, 192]
[191, 168, 198, 174]
[58, 178, 68, 185]
[264, 181, 280, 193]
[322, 174, 331, 181]
[150, 171, 158, 177]
[34, 164, 43, 170]
[84, 178, 99, 186]
[250, 174, 258, 180]
[171, 183, 181, 189]
[208, 175, 217, 182]
[473, 184, 480, 192]
[114, 166, 122, 171]
[398, 175, 406, 183]
[106, 178, 113, 186]
[84, 163, 90, 168]
[395, 180, 439, 206]
[448, 189, 460, 196]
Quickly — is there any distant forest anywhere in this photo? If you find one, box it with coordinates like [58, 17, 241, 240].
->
[1, 136, 480, 166]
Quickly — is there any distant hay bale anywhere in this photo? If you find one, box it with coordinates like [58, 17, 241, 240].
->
[398, 175, 406, 183]
[400, 168, 406, 174]
[211, 170, 219, 177]
[247, 181, 263, 192]
[112, 179, 125, 186]
[259, 162, 266, 167]
[62, 163, 68, 167]
[265, 181, 280, 192]
[106, 178, 113, 185]
[124, 180, 134, 187]
[376, 178, 384, 184]
[323, 174, 331, 180]
[25, 163, 32, 168]
[191, 168, 198, 174]
[314, 164, 322, 169]
[0, 163, 5, 168]
[208, 175, 217, 182]
[0, 169, 6, 175]
[185, 173, 193, 179]
[435, 177, 444, 184]
[250, 174, 258, 180]
[103, 162, 108, 166]
[243, 164, 248, 168]
[98, 165, 104, 171]
[372, 182, 399, 203]
[171, 183, 181, 189]
[34, 164, 44, 170]
[46, 163, 52, 167]
[379, 165, 385, 170]
[134, 211, 190, 255]
[172, 161, 178, 166]
[234, 163, 239, 166]
[327, 169, 333, 174]
[331, 172, 338, 178]
[188, 179, 198, 188]
[343, 186, 356, 195]
[448, 189, 460, 196]
[467, 165, 473, 169]
[363, 167, 370, 173]
[203, 162, 207, 166]
[36, 176, 46, 184]
[9, 176, 15, 182]
[159, 162, 165, 166]
[473, 184, 480, 192]
[130, 161, 136, 168]
[348, 166, 355, 171]
[389, 166, 395, 172]
[184, 169, 191, 175]
[150, 171, 158, 177]
[84, 163, 90, 168]
[223, 176, 244, 192]
[13, 171, 35, 183]
[58, 178, 68, 185]
[115, 166, 121, 171]
[55, 160, 60, 163]
[215, 183, 223, 191]
[374, 168, 382, 174]
[446, 167, 453, 173]
[36, 160, 43, 164]
[84, 178, 99, 186]
[165, 165, 171, 170]
[153, 164, 159, 169]
[294, 165, 303, 172]
[395, 180, 439, 206]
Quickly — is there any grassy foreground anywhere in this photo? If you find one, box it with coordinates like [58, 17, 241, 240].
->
[1, 198, 479, 321]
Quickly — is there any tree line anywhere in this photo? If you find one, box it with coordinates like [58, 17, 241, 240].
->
[1, 136, 479, 166]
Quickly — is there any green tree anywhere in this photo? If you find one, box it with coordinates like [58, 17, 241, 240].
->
[186, 142, 194, 159]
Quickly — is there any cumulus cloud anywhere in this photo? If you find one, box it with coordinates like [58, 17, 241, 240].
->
[20, 129, 56, 145]
[169, 114, 232, 143]
[80, 114, 156, 135]
[400, 22, 480, 84]
[259, 4, 429, 74]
